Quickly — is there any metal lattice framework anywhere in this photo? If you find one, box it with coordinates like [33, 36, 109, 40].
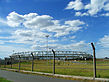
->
[11, 51, 93, 60]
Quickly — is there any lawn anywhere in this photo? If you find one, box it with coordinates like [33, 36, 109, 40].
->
[2, 59, 109, 78]
[0, 77, 12, 82]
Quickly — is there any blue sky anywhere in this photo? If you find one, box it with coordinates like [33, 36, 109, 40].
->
[0, 0, 109, 58]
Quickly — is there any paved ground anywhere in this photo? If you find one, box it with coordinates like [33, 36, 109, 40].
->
[0, 70, 80, 82]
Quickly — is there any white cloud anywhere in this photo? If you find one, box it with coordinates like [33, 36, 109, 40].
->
[6, 12, 56, 29]
[0, 18, 7, 25]
[69, 36, 76, 41]
[87, 0, 107, 16]
[98, 35, 109, 48]
[95, 35, 109, 58]
[23, 15, 54, 29]
[66, 0, 109, 16]
[0, 45, 31, 58]
[6, 11, 55, 28]
[7, 11, 24, 27]
[71, 41, 85, 47]
[0, 40, 4, 44]
[46, 20, 85, 37]
[5, 11, 86, 38]
[65, 20, 85, 26]
[104, 3, 109, 11]
[48, 39, 58, 43]
[65, 0, 84, 10]
[85, 4, 91, 9]
[64, 20, 85, 33]
[8, 28, 88, 51]
[75, 12, 89, 16]
[31, 40, 90, 52]
[9, 29, 50, 44]
[14, 30, 33, 37]
[0, 11, 87, 55]
[75, 12, 82, 16]
[23, 13, 38, 20]
[101, 13, 109, 16]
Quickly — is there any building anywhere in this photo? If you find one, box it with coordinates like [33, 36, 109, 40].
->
[11, 51, 93, 60]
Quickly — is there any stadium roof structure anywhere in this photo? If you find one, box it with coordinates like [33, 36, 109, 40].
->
[11, 51, 93, 60]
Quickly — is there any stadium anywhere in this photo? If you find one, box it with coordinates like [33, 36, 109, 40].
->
[10, 50, 93, 60]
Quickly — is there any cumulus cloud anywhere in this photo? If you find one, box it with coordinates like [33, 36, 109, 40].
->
[104, 3, 109, 11]
[7, 11, 24, 27]
[65, 20, 85, 26]
[8, 29, 51, 44]
[0, 40, 4, 44]
[70, 36, 76, 40]
[65, 0, 84, 10]
[98, 35, 109, 48]
[0, 11, 87, 52]
[23, 15, 54, 28]
[101, 13, 109, 16]
[47, 19, 85, 37]
[65, 0, 109, 16]
[6, 11, 86, 38]
[6, 11, 55, 28]
[95, 35, 109, 58]
[31, 40, 90, 52]
[0, 18, 7, 25]
[23, 13, 38, 20]
[86, 0, 108, 16]
[75, 12, 89, 16]
[14, 30, 33, 37]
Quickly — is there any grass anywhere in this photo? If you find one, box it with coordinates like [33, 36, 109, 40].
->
[0, 77, 12, 82]
[2, 59, 109, 78]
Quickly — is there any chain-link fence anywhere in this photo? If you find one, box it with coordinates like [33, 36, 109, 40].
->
[1, 43, 109, 78]
[95, 42, 109, 78]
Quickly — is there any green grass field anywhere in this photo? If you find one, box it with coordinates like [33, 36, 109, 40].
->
[0, 77, 12, 82]
[2, 59, 109, 78]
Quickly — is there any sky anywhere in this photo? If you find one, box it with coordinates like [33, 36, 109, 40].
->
[0, 0, 109, 58]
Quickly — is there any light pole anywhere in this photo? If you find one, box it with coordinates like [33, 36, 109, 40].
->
[46, 35, 49, 60]
[13, 50, 15, 54]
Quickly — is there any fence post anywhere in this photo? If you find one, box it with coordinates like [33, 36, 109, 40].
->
[0, 60, 2, 68]
[4, 58, 7, 68]
[52, 49, 55, 74]
[10, 56, 12, 69]
[91, 43, 96, 79]
[18, 55, 21, 72]
[31, 52, 34, 72]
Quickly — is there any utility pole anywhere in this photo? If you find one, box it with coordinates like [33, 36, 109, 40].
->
[46, 35, 49, 60]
